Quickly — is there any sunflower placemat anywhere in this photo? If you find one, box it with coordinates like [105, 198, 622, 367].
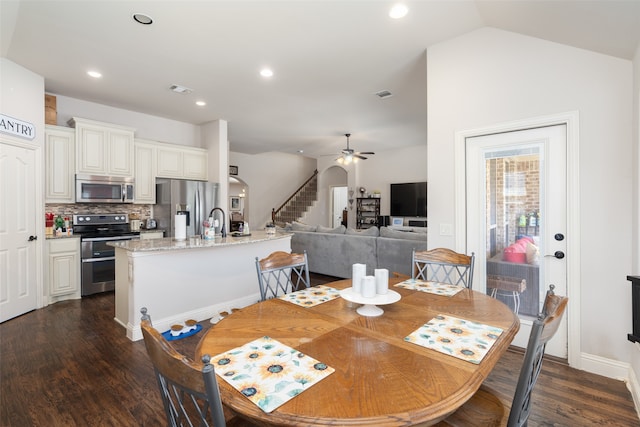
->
[395, 279, 464, 297]
[211, 336, 334, 413]
[278, 285, 341, 307]
[404, 314, 503, 364]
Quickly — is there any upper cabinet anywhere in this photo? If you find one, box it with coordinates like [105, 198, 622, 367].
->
[69, 117, 135, 177]
[157, 144, 208, 181]
[45, 125, 75, 203]
[134, 139, 157, 204]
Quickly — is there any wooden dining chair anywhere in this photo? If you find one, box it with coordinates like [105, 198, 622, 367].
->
[412, 248, 475, 288]
[434, 285, 569, 427]
[139, 308, 256, 427]
[255, 250, 310, 301]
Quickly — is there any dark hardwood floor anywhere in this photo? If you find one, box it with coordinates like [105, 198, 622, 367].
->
[1, 274, 638, 426]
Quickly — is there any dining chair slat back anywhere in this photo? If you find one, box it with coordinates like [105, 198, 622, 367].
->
[412, 248, 475, 288]
[435, 285, 569, 427]
[255, 251, 310, 301]
[139, 307, 229, 427]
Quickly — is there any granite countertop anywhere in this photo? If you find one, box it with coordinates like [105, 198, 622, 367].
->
[107, 230, 291, 253]
[46, 234, 81, 240]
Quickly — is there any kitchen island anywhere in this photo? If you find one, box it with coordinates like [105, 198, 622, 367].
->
[110, 231, 292, 341]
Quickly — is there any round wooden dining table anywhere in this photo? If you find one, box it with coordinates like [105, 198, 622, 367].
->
[196, 277, 519, 426]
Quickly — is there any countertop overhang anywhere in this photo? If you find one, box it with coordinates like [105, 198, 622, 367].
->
[107, 230, 291, 253]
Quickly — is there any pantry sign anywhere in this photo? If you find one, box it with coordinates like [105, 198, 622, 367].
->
[0, 113, 35, 140]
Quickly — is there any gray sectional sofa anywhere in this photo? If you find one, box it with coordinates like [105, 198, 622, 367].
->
[288, 223, 428, 278]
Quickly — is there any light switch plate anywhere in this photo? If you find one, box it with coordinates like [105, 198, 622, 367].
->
[439, 223, 453, 236]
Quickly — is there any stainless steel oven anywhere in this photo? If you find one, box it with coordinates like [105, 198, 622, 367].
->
[74, 214, 139, 296]
[80, 235, 138, 296]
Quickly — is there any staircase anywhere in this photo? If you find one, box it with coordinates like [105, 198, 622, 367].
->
[272, 170, 318, 226]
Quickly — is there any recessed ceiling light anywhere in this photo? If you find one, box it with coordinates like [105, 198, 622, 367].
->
[389, 3, 408, 19]
[196, 101, 206, 107]
[87, 70, 102, 78]
[298, 150, 304, 154]
[260, 68, 274, 78]
[132, 13, 153, 25]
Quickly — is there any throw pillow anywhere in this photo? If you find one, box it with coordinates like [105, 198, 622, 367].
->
[346, 226, 379, 237]
[291, 222, 317, 232]
[526, 242, 540, 265]
[317, 225, 346, 234]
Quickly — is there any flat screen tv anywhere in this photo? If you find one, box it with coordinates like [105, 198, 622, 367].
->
[390, 182, 427, 217]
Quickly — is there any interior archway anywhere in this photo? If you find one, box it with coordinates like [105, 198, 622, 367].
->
[229, 176, 249, 232]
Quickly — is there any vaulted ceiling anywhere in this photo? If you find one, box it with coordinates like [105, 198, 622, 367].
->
[2, 1, 639, 158]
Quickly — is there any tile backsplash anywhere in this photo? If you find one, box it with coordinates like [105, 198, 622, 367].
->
[45, 203, 152, 220]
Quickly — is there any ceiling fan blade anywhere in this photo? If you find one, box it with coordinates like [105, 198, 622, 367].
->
[357, 151, 375, 155]
[354, 154, 368, 160]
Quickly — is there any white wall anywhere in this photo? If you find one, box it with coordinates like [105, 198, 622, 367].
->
[357, 144, 427, 216]
[302, 166, 347, 227]
[427, 28, 633, 366]
[228, 151, 317, 228]
[53, 94, 201, 147]
[630, 42, 640, 402]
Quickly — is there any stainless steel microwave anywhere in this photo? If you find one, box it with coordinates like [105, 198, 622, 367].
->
[75, 174, 135, 203]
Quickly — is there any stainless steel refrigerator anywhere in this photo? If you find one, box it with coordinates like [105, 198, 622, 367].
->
[155, 179, 220, 238]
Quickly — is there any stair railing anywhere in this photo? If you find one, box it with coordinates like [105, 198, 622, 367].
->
[272, 169, 318, 224]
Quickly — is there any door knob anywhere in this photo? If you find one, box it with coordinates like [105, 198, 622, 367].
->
[545, 251, 565, 259]
[28, 235, 38, 242]
[554, 233, 565, 241]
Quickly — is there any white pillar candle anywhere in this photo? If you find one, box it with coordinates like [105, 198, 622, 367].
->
[352, 263, 366, 294]
[362, 276, 376, 298]
[175, 214, 187, 240]
[375, 268, 389, 295]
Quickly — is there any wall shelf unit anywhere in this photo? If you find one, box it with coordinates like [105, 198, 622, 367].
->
[356, 197, 380, 229]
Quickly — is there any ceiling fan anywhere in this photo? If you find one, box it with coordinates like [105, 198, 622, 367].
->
[336, 133, 375, 164]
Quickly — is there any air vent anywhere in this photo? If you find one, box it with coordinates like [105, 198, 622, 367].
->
[375, 90, 393, 99]
[169, 84, 193, 94]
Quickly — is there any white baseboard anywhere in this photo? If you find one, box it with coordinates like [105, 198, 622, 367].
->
[580, 351, 630, 381]
[628, 365, 640, 421]
[123, 292, 261, 341]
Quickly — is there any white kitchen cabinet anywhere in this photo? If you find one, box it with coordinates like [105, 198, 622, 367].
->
[69, 117, 135, 177]
[134, 139, 157, 204]
[157, 144, 208, 181]
[46, 237, 81, 303]
[183, 149, 208, 180]
[45, 125, 75, 203]
[156, 145, 183, 178]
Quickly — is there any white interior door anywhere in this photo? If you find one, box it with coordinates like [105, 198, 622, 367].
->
[332, 186, 348, 227]
[0, 141, 39, 322]
[466, 125, 568, 358]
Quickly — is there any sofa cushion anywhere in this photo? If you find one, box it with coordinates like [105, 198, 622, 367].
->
[317, 225, 346, 234]
[291, 221, 317, 232]
[346, 227, 379, 237]
[380, 227, 427, 241]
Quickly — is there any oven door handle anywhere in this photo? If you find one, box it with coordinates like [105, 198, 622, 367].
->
[82, 256, 116, 263]
[82, 236, 137, 242]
